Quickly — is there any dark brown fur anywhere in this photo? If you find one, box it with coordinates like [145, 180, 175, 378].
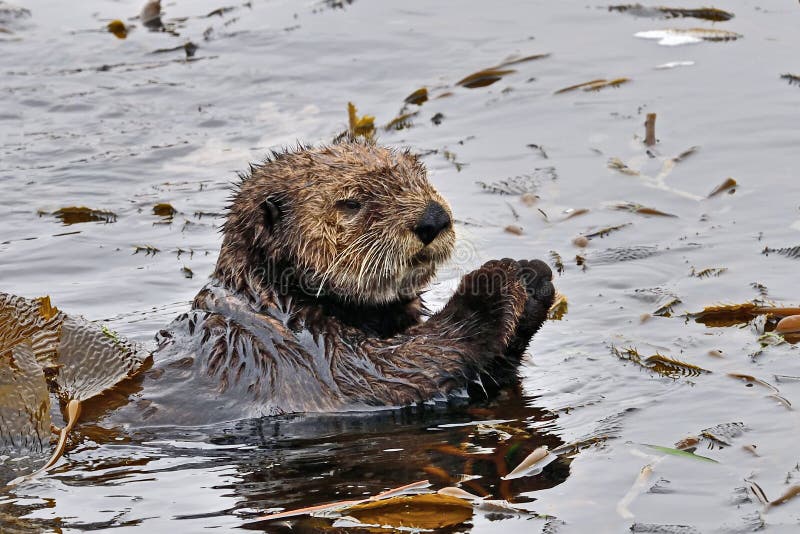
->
[130, 141, 554, 423]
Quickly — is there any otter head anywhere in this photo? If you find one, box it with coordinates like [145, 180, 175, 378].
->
[216, 141, 455, 306]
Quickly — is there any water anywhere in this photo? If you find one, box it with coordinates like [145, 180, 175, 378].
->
[2, 0, 800, 532]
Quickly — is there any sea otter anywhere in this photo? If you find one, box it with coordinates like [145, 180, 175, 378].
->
[1, 140, 555, 433]
[118, 140, 555, 424]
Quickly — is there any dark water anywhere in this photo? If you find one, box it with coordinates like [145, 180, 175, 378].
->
[2, 0, 800, 532]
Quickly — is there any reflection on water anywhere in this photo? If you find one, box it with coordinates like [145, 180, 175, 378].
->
[2, 0, 800, 532]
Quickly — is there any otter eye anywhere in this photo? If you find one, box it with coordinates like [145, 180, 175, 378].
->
[336, 199, 362, 214]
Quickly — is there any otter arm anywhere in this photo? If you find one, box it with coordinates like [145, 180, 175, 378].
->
[341, 260, 533, 406]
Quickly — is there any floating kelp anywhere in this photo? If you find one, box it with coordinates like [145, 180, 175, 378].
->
[384, 110, 418, 131]
[584, 223, 632, 240]
[153, 202, 176, 217]
[691, 302, 800, 327]
[457, 68, 516, 89]
[635, 28, 741, 46]
[0, 293, 148, 483]
[140, 0, 162, 29]
[555, 78, 630, 94]
[496, 53, 550, 68]
[404, 87, 428, 105]
[548, 292, 568, 320]
[642, 444, 717, 463]
[51, 206, 117, 225]
[107, 19, 128, 39]
[611, 202, 677, 217]
[707, 177, 737, 197]
[608, 5, 734, 22]
[608, 157, 640, 175]
[689, 267, 727, 278]
[502, 446, 555, 480]
[346, 493, 473, 529]
[133, 244, 160, 255]
[456, 53, 549, 89]
[653, 296, 681, 317]
[477, 174, 539, 195]
[762, 245, 800, 260]
[585, 244, 662, 265]
[781, 74, 800, 87]
[152, 42, 198, 58]
[346, 102, 375, 140]
[611, 346, 710, 378]
[550, 250, 565, 275]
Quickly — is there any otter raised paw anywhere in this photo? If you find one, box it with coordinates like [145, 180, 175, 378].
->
[116, 140, 555, 424]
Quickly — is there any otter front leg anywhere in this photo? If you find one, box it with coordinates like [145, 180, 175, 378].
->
[355, 260, 530, 405]
[504, 259, 555, 360]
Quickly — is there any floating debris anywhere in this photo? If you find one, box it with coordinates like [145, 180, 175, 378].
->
[404, 87, 428, 106]
[504, 224, 523, 236]
[181, 266, 194, 279]
[611, 202, 677, 217]
[430, 112, 444, 125]
[107, 19, 128, 39]
[707, 177, 737, 197]
[608, 5, 734, 22]
[635, 28, 741, 46]
[780, 73, 800, 87]
[52, 206, 117, 225]
[555, 78, 630, 94]
[762, 245, 800, 260]
[611, 346, 710, 378]
[346, 102, 375, 140]
[457, 68, 516, 89]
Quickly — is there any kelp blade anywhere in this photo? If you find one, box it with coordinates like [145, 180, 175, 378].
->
[345, 493, 473, 529]
[0, 342, 52, 484]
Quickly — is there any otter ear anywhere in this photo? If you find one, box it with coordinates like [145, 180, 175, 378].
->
[261, 197, 282, 229]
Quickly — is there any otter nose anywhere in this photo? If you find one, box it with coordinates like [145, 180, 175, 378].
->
[413, 201, 451, 246]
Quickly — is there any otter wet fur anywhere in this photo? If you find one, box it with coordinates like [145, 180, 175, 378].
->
[8, 140, 554, 427]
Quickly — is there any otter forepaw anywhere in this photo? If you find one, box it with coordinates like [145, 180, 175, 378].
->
[504, 258, 555, 359]
[446, 259, 528, 344]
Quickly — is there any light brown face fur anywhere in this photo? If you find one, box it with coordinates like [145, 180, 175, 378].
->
[216, 141, 456, 305]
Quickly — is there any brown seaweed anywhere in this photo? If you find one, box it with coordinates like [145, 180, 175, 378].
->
[692, 302, 800, 327]
[762, 245, 800, 260]
[707, 177, 737, 197]
[555, 78, 630, 94]
[781, 74, 800, 87]
[612, 202, 677, 217]
[404, 87, 428, 105]
[52, 206, 117, 225]
[346, 102, 375, 139]
[457, 68, 516, 89]
[611, 346, 710, 378]
[608, 5, 734, 22]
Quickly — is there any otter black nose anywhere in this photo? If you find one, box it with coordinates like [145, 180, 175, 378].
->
[414, 201, 451, 246]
